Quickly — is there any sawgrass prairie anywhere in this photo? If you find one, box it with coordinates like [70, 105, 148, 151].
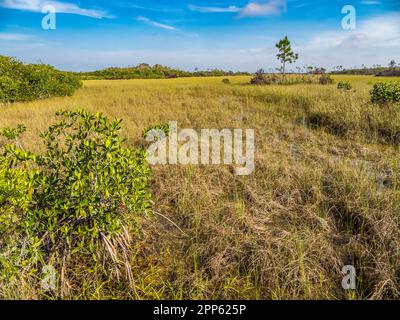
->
[1, 75, 400, 299]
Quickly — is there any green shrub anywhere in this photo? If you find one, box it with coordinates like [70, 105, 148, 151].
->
[0, 55, 82, 103]
[142, 123, 171, 138]
[0, 75, 20, 102]
[0, 111, 152, 293]
[337, 81, 352, 91]
[1, 124, 26, 141]
[371, 82, 400, 104]
[222, 78, 230, 84]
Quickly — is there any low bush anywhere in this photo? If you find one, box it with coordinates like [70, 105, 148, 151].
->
[371, 82, 400, 105]
[337, 81, 352, 91]
[222, 78, 230, 84]
[0, 110, 152, 297]
[250, 69, 336, 86]
[319, 74, 334, 85]
[250, 69, 269, 85]
[0, 124, 26, 140]
[250, 70, 280, 85]
[0, 55, 82, 103]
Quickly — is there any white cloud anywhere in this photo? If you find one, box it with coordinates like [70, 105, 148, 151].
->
[307, 14, 400, 50]
[188, 1, 287, 17]
[285, 13, 400, 69]
[136, 16, 177, 31]
[360, 1, 381, 5]
[0, 0, 111, 19]
[0, 33, 34, 40]
[188, 4, 241, 13]
[239, 0, 287, 17]
[239, 48, 267, 54]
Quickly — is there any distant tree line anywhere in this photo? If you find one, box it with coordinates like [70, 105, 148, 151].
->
[331, 60, 400, 77]
[76, 63, 250, 80]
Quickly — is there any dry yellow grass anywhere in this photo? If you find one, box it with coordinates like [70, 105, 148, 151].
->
[1, 75, 400, 299]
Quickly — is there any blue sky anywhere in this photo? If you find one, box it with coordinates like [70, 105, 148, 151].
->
[0, 0, 399, 71]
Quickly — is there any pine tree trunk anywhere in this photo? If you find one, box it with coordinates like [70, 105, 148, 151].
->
[283, 61, 286, 83]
